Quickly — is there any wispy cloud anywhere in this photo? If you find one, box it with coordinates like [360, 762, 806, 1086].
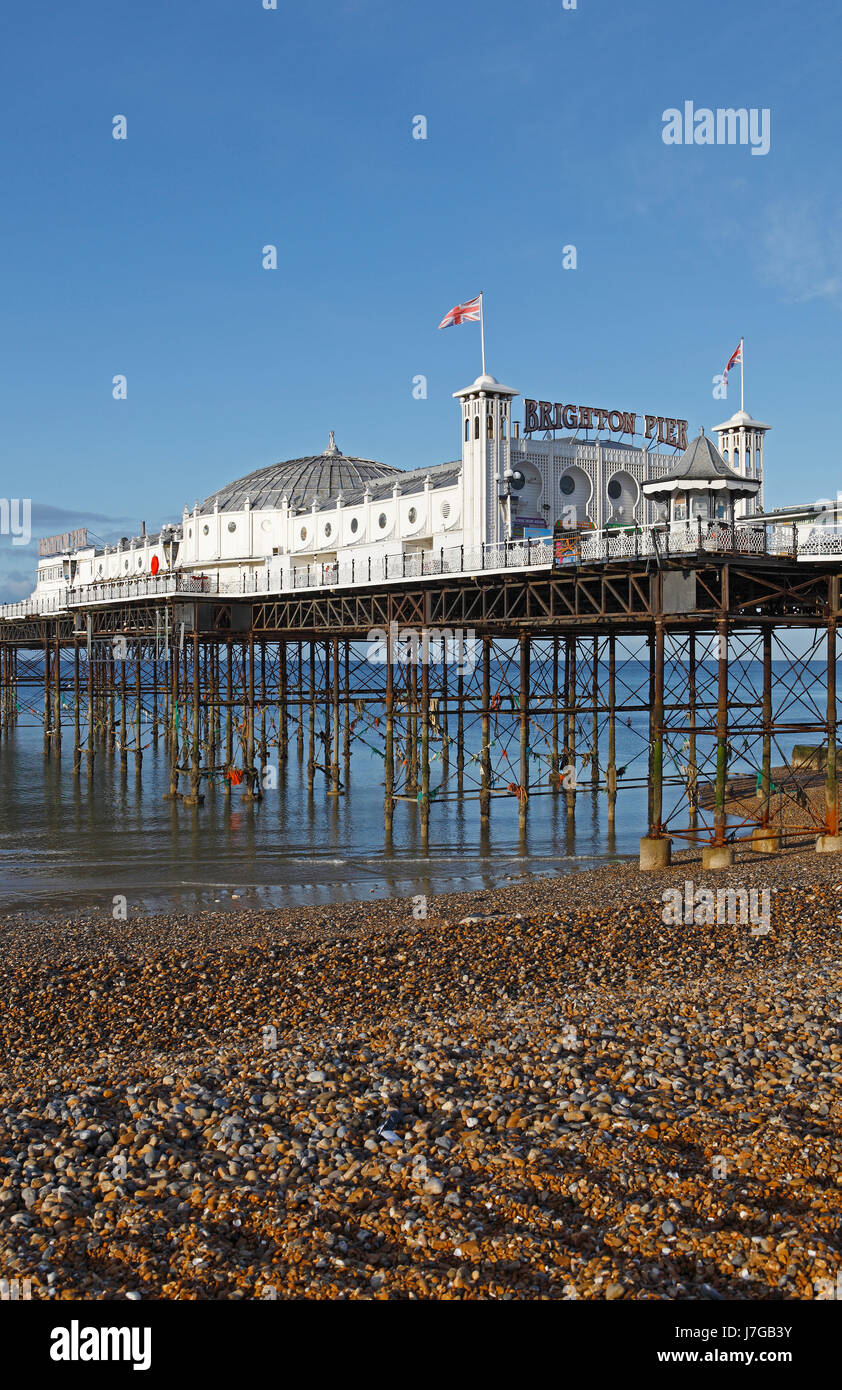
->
[29, 503, 129, 528]
[758, 196, 842, 307]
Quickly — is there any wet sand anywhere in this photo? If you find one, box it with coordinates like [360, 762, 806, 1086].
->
[0, 844, 840, 1300]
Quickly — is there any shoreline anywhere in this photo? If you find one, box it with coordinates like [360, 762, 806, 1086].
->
[0, 844, 840, 1300]
[2, 835, 841, 940]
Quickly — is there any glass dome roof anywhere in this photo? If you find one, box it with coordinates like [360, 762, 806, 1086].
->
[198, 434, 398, 514]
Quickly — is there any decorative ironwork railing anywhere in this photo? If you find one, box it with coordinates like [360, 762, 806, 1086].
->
[5, 521, 842, 619]
[0, 538, 554, 615]
[579, 521, 769, 563]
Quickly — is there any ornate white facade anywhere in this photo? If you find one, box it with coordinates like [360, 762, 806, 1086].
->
[25, 372, 762, 606]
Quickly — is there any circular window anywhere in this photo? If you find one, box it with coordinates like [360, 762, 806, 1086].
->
[378, 512, 387, 529]
[227, 521, 236, 533]
[510, 470, 526, 492]
[408, 506, 417, 524]
[324, 522, 332, 538]
[350, 518, 358, 534]
[441, 502, 451, 520]
[300, 526, 308, 541]
[560, 475, 575, 496]
[261, 519, 272, 532]
[607, 479, 622, 501]
[202, 524, 209, 535]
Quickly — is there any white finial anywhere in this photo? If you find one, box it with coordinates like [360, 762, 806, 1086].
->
[323, 431, 339, 456]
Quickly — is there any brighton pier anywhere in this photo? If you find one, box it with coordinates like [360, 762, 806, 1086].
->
[2, 368, 842, 868]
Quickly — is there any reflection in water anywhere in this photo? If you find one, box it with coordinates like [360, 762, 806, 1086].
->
[0, 723, 639, 915]
[0, 659, 818, 915]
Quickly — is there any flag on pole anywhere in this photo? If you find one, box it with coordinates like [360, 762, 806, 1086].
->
[438, 295, 482, 329]
[723, 339, 743, 384]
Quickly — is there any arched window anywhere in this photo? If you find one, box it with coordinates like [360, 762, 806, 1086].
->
[501, 418, 507, 438]
[465, 419, 470, 442]
[474, 416, 480, 440]
[486, 415, 493, 439]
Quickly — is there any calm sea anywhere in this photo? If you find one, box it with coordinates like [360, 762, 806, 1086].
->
[0, 659, 825, 914]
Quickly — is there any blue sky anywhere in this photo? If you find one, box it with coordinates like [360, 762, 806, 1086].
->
[1, 0, 840, 596]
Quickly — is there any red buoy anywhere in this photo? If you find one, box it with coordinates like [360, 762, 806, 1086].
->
[151, 555, 159, 576]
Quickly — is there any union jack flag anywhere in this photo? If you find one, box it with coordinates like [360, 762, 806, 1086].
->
[438, 295, 482, 329]
[723, 339, 742, 383]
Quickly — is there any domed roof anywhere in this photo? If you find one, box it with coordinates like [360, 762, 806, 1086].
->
[198, 434, 399, 514]
[713, 408, 771, 431]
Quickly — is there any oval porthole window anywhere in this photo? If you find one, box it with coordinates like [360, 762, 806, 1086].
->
[97, 564, 103, 576]
[607, 478, 622, 500]
[378, 512, 387, 529]
[227, 521, 236, 533]
[324, 522, 332, 538]
[261, 518, 272, 532]
[188, 528, 193, 538]
[560, 474, 575, 496]
[300, 526, 308, 541]
[202, 524, 210, 535]
[124, 559, 129, 570]
[350, 518, 358, 533]
[441, 502, 451, 520]
[408, 506, 417, 524]
[137, 557, 143, 568]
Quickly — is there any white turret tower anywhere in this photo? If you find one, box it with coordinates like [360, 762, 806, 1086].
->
[713, 408, 770, 518]
[453, 373, 519, 545]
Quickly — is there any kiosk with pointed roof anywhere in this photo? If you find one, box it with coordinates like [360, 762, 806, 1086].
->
[641, 426, 760, 527]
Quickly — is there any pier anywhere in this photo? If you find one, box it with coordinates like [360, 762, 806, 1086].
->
[2, 542, 841, 868]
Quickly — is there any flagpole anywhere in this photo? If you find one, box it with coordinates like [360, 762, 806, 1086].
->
[479, 292, 486, 376]
[740, 336, 745, 414]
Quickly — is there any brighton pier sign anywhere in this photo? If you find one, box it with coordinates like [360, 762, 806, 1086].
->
[523, 399, 688, 450]
[38, 527, 88, 558]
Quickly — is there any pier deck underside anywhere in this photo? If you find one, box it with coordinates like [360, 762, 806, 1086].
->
[1, 556, 840, 859]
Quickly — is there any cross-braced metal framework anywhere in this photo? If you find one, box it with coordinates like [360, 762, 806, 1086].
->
[1, 557, 841, 863]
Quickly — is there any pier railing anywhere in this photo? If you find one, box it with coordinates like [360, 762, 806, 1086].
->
[284, 538, 553, 591]
[578, 521, 768, 563]
[0, 538, 554, 618]
[5, 521, 842, 620]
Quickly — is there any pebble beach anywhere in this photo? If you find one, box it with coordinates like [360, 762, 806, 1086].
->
[1, 846, 840, 1302]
